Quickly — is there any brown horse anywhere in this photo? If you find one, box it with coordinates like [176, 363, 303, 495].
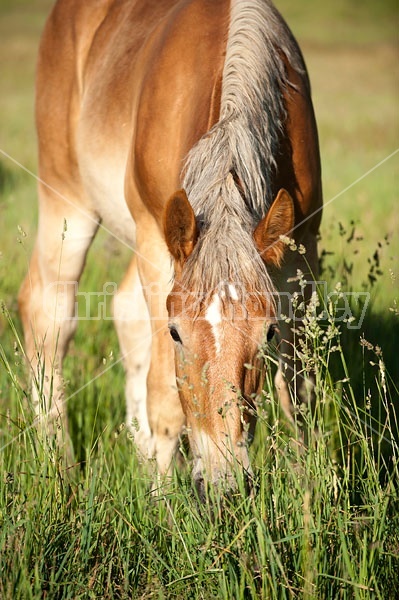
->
[19, 0, 322, 495]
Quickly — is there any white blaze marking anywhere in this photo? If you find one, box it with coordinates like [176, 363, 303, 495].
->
[228, 284, 238, 301]
[205, 293, 222, 354]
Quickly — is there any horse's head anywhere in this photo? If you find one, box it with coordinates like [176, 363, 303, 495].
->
[164, 187, 294, 498]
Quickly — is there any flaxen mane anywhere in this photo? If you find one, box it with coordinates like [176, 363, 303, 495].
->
[181, 0, 306, 300]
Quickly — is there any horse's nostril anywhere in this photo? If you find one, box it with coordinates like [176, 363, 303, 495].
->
[194, 476, 206, 503]
[244, 471, 256, 497]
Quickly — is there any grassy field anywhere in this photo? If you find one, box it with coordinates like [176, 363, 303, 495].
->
[0, 1, 398, 598]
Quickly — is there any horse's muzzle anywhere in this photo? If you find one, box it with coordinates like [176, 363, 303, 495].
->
[193, 468, 254, 504]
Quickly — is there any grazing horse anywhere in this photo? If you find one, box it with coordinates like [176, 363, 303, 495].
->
[19, 0, 322, 494]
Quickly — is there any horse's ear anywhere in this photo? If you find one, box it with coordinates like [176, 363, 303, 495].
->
[164, 189, 198, 265]
[254, 188, 294, 268]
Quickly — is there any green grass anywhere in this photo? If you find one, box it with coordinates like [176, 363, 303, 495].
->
[1, 1, 398, 598]
[1, 300, 398, 599]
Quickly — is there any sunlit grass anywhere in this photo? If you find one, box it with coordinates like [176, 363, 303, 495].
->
[1, 290, 398, 598]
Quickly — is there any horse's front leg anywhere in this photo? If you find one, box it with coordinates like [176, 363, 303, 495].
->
[135, 222, 186, 475]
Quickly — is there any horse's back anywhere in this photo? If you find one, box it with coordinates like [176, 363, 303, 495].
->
[36, 0, 230, 233]
[37, 0, 320, 232]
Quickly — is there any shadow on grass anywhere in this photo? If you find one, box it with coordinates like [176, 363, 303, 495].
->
[319, 222, 398, 489]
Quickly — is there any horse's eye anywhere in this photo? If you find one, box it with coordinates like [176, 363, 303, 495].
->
[266, 324, 277, 342]
[169, 325, 182, 344]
